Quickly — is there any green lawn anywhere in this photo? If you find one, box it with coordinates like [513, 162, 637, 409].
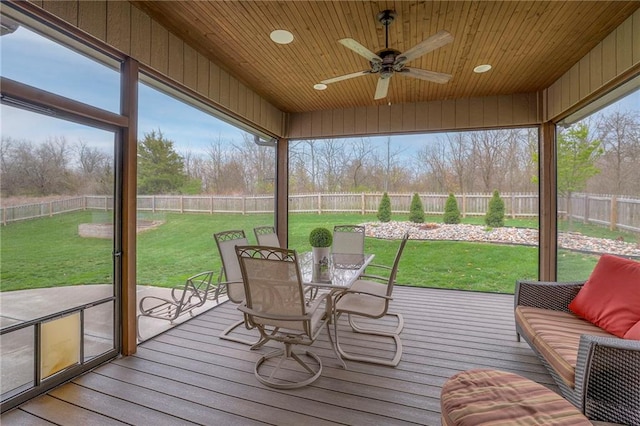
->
[0, 211, 607, 294]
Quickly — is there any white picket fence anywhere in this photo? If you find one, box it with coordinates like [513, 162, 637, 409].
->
[2, 192, 639, 233]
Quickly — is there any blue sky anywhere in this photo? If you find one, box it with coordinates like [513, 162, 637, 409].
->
[1, 23, 638, 161]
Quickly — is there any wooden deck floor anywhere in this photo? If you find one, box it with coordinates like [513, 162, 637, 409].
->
[2, 287, 556, 426]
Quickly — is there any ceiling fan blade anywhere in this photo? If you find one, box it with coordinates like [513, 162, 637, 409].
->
[395, 30, 454, 65]
[339, 38, 382, 63]
[402, 67, 452, 84]
[374, 76, 391, 100]
[321, 70, 372, 85]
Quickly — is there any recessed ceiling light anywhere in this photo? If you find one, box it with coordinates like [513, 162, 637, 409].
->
[314, 83, 327, 91]
[270, 30, 294, 44]
[473, 64, 492, 73]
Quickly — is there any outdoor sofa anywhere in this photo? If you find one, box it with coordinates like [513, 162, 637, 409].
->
[514, 254, 640, 425]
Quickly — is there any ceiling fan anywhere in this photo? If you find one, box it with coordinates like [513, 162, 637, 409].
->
[321, 10, 454, 100]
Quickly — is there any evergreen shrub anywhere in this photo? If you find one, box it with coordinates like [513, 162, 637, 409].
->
[409, 193, 425, 223]
[377, 192, 392, 222]
[485, 190, 505, 227]
[443, 193, 461, 224]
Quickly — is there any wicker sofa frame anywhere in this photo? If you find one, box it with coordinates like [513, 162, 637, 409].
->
[514, 280, 640, 425]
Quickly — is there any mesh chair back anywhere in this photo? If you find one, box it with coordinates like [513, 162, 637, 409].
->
[254, 226, 280, 247]
[333, 225, 365, 255]
[386, 233, 409, 297]
[236, 246, 306, 330]
[214, 230, 249, 303]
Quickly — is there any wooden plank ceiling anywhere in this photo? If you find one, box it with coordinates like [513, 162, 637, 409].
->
[129, 1, 639, 114]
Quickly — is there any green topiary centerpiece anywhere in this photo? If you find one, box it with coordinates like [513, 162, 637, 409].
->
[309, 227, 332, 247]
[309, 227, 332, 282]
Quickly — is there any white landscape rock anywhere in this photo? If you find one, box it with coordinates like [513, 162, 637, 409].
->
[363, 221, 640, 258]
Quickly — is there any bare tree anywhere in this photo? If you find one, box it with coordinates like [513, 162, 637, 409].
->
[595, 110, 640, 195]
[0, 137, 19, 197]
[447, 133, 474, 192]
[76, 141, 109, 176]
[346, 138, 376, 190]
[417, 141, 450, 192]
[374, 136, 409, 192]
[234, 133, 276, 194]
[21, 137, 72, 195]
[470, 130, 504, 192]
[203, 138, 227, 193]
[75, 140, 112, 194]
[289, 140, 316, 191]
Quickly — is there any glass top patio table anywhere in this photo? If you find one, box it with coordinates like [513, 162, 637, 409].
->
[298, 252, 375, 289]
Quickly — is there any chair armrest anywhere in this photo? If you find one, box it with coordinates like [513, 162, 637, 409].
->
[514, 280, 585, 312]
[575, 335, 640, 424]
[367, 262, 392, 271]
[336, 288, 393, 302]
[238, 304, 315, 322]
[358, 273, 388, 282]
[170, 285, 189, 303]
[138, 295, 174, 315]
[306, 292, 329, 314]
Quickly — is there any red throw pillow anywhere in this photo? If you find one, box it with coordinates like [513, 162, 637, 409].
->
[568, 254, 640, 338]
[624, 321, 640, 340]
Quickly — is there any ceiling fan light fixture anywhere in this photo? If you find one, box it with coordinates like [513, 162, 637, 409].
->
[473, 64, 492, 73]
[321, 9, 454, 100]
[314, 83, 327, 91]
[270, 29, 294, 44]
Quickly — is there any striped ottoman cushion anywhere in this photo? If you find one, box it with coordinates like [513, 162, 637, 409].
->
[441, 369, 591, 425]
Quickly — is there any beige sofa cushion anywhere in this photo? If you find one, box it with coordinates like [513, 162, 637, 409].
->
[515, 306, 615, 388]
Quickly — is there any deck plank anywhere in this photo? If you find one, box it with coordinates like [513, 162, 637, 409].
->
[1, 287, 557, 426]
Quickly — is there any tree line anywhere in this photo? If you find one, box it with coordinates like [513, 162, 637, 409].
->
[1, 110, 638, 199]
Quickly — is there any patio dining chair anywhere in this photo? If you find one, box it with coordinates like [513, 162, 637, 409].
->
[236, 245, 331, 389]
[330, 232, 409, 367]
[253, 225, 281, 247]
[213, 229, 263, 347]
[332, 225, 365, 255]
[333, 224, 389, 275]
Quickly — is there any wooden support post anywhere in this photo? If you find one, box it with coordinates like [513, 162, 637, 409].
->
[121, 57, 138, 356]
[276, 138, 288, 247]
[539, 122, 557, 282]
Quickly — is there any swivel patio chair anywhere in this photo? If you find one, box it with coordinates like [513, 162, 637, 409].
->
[331, 232, 409, 367]
[253, 225, 281, 247]
[235, 245, 331, 389]
[213, 229, 263, 347]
